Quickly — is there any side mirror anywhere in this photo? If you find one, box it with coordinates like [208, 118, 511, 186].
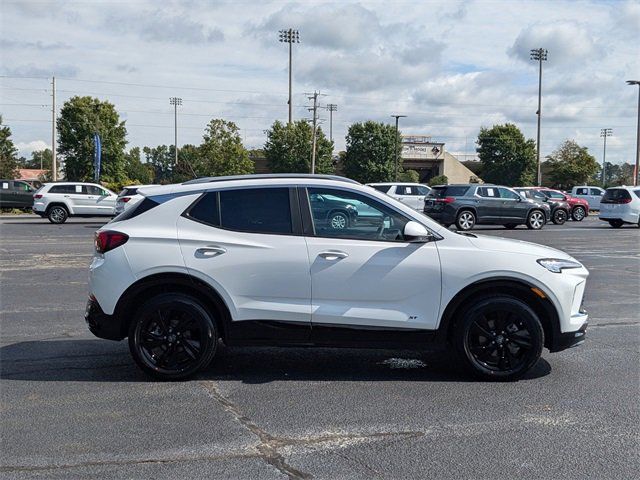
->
[404, 221, 432, 243]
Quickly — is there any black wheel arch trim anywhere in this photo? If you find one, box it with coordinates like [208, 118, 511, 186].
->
[436, 277, 560, 351]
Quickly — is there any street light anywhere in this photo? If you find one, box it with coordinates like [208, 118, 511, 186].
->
[627, 80, 640, 186]
[279, 29, 300, 124]
[391, 115, 407, 181]
[169, 97, 182, 167]
[326, 104, 337, 143]
[600, 128, 612, 185]
[530, 48, 548, 186]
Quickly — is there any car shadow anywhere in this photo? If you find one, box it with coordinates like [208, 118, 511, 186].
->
[0, 338, 552, 384]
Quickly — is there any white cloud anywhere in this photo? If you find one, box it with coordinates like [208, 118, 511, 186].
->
[15, 140, 50, 157]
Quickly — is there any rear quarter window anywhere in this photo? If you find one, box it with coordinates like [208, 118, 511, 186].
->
[370, 185, 391, 193]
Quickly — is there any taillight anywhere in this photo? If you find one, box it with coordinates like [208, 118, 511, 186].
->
[121, 197, 131, 203]
[34, 194, 43, 199]
[435, 196, 456, 204]
[95, 230, 129, 254]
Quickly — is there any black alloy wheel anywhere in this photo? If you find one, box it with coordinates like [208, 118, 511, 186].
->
[571, 206, 586, 221]
[454, 296, 544, 381]
[128, 293, 217, 380]
[608, 219, 624, 228]
[552, 209, 568, 225]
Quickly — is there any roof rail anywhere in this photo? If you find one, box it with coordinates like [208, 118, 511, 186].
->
[182, 173, 360, 185]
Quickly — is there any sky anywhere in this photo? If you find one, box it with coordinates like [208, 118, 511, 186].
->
[1, 0, 639, 165]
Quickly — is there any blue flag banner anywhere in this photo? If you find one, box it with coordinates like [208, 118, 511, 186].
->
[93, 133, 101, 182]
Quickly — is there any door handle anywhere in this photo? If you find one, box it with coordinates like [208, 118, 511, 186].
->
[196, 246, 227, 257]
[318, 250, 348, 261]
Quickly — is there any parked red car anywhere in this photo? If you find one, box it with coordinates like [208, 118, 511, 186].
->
[533, 188, 588, 221]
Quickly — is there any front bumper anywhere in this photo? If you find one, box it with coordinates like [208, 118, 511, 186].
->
[85, 296, 126, 341]
[549, 317, 587, 352]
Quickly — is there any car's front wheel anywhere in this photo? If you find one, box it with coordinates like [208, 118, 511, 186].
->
[456, 210, 476, 231]
[128, 293, 217, 380]
[526, 210, 545, 230]
[571, 206, 586, 221]
[552, 209, 568, 225]
[608, 219, 624, 228]
[453, 296, 544, 381]
[47, 205, 68, 224]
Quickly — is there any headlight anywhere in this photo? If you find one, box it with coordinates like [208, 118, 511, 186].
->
[537, 258, 582, 273]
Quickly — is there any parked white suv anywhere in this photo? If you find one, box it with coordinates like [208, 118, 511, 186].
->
[367, 182, 431, 210]
[33, 182, 117, 224]
[87, 174, 588, 381]
[599, 186, 640, 228]
[570, 186, 605, 211]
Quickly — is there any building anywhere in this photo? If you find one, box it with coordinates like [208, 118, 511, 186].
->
[401, 136, 480, 184]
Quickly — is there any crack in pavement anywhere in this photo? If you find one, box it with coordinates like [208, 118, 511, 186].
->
[198, 380, 423, 479]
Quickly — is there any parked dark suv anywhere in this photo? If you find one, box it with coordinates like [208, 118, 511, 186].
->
[424, 184, 550, 231]
[515, 187, 570, 225]
[0, 180, 37, 210]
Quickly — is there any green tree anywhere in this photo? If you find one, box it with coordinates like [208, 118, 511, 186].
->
[397, 169, 419, 182]
[476, 123, 536, 186]
[57, 96, 127, 182]
[173, 144, 202, 182]
[343, 121, 399, 183]
[124, 147, 154, 184]
[428, 174, 448, 186]
[264, 120, 334, 174]
[0, 116, 19, 178]
[19, 149, 52, 170]
[545, 140, 600, 189]
[143, 145, 174, 184]
[199, 119, 253, 177]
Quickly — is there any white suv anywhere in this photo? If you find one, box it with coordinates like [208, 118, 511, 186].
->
[367, 182, 431, 210]
[33, 182, 117, 224]
[599, 186, 640, 228]
[86, 174, 589, 381]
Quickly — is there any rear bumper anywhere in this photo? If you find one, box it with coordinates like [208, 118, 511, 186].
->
[85, 296, 125, 341]
[599, 212, 638, 224]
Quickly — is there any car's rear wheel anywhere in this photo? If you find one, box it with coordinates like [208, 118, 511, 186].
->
[128, 293, 217, 380]
[329, 211, 349, 230]
[47, 205, 68, 224]
[453, 296, 544, 381]
[608, 219, 624, 228]
[504, 223, 518, 229]
[456, 210, 476, 231]
[526, 210, 545, 230]
[552, 209, 568, 225]
[571, 206, 586, 221]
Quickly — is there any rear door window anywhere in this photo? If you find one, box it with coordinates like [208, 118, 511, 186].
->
[430, 186, 469, 197]
[219, 188, 293, 234]
[590, 188, 604, 196]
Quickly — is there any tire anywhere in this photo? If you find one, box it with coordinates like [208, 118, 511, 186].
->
[456, 210, 476, 231]
[47, 205, 68, 224]
[608, 219, 624, 228]
[504, 224, 518, 230]
[552, 209, 568, 225]
[453, 296, 544, 381]
[128, 293, 218, 380]
[526, 210, 545, 230]
[328, 211, 349, 230]
[571, 206, 586, 222]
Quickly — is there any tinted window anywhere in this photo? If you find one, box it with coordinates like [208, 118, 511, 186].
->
[634, 190, 640, 199]
[13, 181, 33, 192]
[430, 186, 470, 197]
[603, 189, 631, 201]
[186, 192, 220, 226]
[49, 185, 76, 194]
[220, 188, 292, 234]
[499, 188, 521, 200]
[308, 187, 409, 242]
[590, 188, 603, 196]
[113, 197, 160, 222]
[370, 185, 391, 193]
[416, 186, 430, 195]
[545, 190, 565, 200]
[575, 187, 588, 195]
[86, 185, 104, 195]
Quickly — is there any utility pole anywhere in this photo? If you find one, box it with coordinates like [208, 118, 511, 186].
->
[627, 80, 640, 186]
[600, 128, 612, 186]
[326, 104, 337, 143]
[51, 76, 57, 181]
[530, 48, 548, 186]
[169, 97, 182, 167]
[308, 91, 319, 174]
[279, 29, 300, 124]
[391, 114, 406, 181]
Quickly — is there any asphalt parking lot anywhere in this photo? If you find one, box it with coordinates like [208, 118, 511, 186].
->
[1, 215, 638, 479]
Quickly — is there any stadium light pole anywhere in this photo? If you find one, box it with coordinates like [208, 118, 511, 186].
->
[530, 48, 548, 186]
[627, 80, 640, 186]
[600, 128, 612, 186]
[391, 115, 407, 181]
[279, 29, 300, 124]
[326, 104, 337, 143]
[169, 97, 182, 167]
